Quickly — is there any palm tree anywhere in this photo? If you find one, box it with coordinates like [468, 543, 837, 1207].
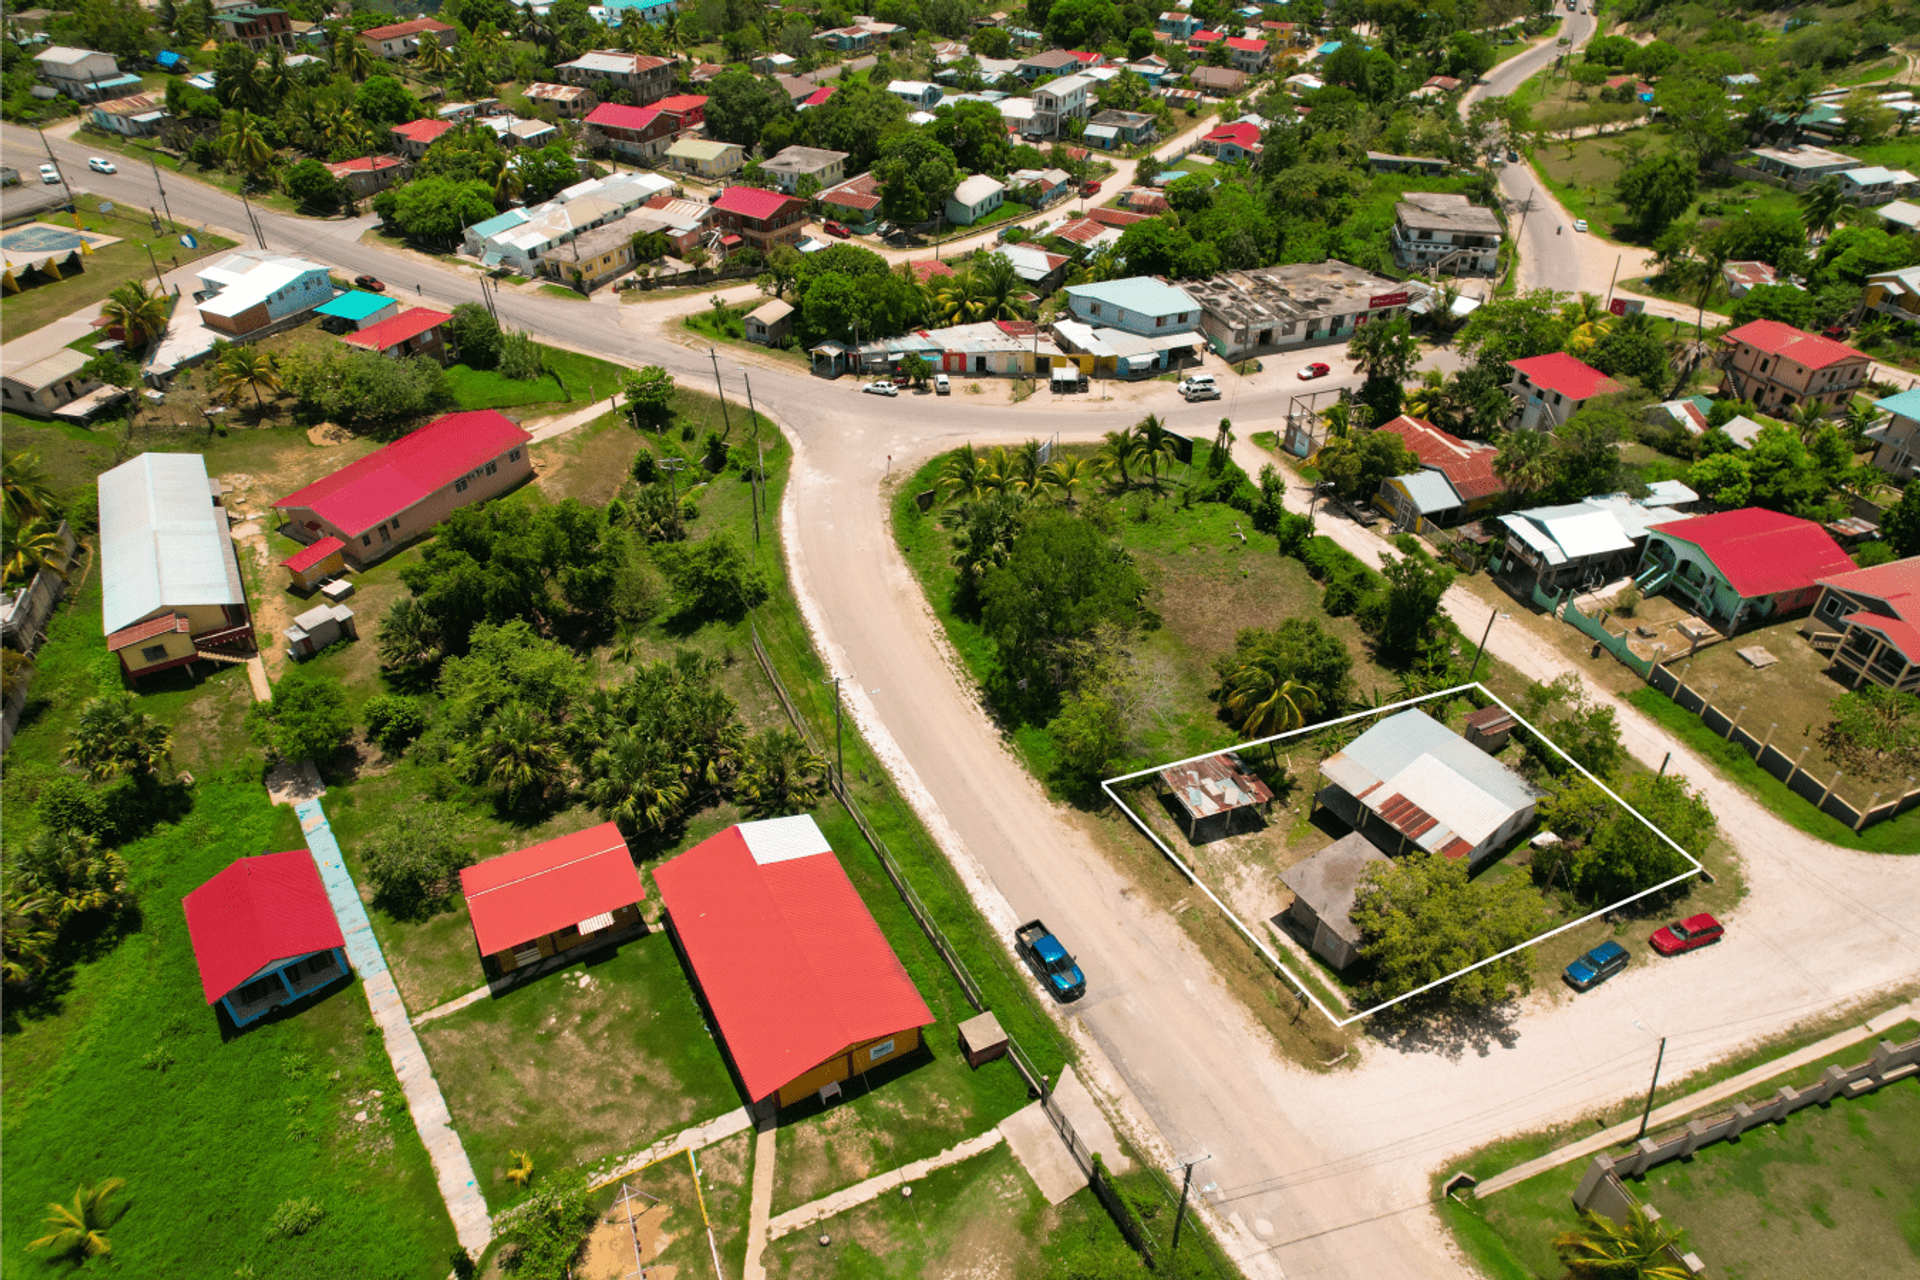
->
[1321, 400, 1366, 440]
[467, 703, 565, 808]
[2, 450, 62, 525]
[1676, 240, 1730, 338]
[1008, 439, 1046, 494]
[1801, 176, 1846, 244]
[1560, 292, 1614, 355]
[16, 830, 130, 925]
[101, 280, 170, 348]
[1081, 241, 1122, 283]
[218, 109, 274, 183]
[1039, 454, 1092, 506]
[331, 27, 373, 81]
[376, 597, 443, 674]
[970, 252, 1027, 321]
[29, 1178, 125, 1260]
[1096, 426, 1144, 490]
[1213, 417, 1236, 457]
[216, 344, 281, 409]
[1493, 428, 1557, 495]
[939, 443, 991, 503]
[733, 728, 828, 817]
[1403, 370, 1450, 426]
[1137, 414, 1180, 488]
[1551, 1207, 1691, 1280]
[1788, 399, 1830, 444]
[412, 34, 453, 81]
[1222, 647, 1320, 736]
[258, 43, 293, 105]
[487, 151, 524, 208]
[218, 50, 263, 113]
[931, 271, 987, 324]
[2, 507, 71, 587]
[585, 730, 690, 833]
[65, 694, 173, 782]
[2, 887, 58, 989]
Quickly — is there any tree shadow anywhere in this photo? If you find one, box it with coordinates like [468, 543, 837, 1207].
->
[1366, 996, 1523, 1062]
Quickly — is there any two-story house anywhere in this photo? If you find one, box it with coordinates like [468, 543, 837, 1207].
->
[760, 145, 848, 194]
[1390, 192, 1502, 276]
[556, 50, 677, 105]
[1032, 73, 1093, 137]
[34, 46, 140, 100]
[523, 82, 596, 117]
[1507, 352, 1621, 431]
[711, 186, 807, 251]
[1157, 11, 1202, 38]
[1083, 109, 1156, 150]
[1224, 36, 1271, 72]
[211, 6, 294, 50]
[1719, 319, 1870, 417]
[583, 101, 680, 161]
[1063, 277, 1203, 336]
[1863, 264, 1920, 325]
[361, 18, 455, 58]
[885, 79, 943, 110]
[1867, 387, 1920, 479]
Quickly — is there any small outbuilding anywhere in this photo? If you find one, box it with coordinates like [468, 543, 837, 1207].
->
[1159, 750, 1274, 840]
[285, 601, 356, 660]
[1278, 832, 1390, 970]
[1462, 705, 1517, 753]
[460, 822, 645, 974]
[744, 298, 794, 346]
[280, 535, 346, 591]
[183, 851, 348, 1028]
[653, 814, 934, 1109]
[315, 290, 399, 333]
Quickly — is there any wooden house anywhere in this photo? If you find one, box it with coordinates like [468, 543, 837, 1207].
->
[183, 851, 348, 1028]
[459, 823, 645, 974]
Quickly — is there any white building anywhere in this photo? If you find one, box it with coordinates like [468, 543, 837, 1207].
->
[1390, 192, 1501, 277]
[461, 171, 674, 271]
[1032, 73, 1093, 137]
[945, 174, 1007, 226]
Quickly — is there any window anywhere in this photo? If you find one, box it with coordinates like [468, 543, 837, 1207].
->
[455, 476, 469, 493]
[140, 643, 170, 663]
[509, 448, 522, 462]
[362, 534, 372, 546]
[485, 461, 498, 476]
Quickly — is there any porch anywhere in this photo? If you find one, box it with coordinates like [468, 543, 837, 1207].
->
[221, 947, 349, 1026]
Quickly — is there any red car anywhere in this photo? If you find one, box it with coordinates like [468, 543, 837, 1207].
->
[1650, 913, 1724, 956]
[1298, 362, 1330, 380]
[1082, 180, 1101, 196]
[823, 220, 850, 238]
[353, 274, 385, 292]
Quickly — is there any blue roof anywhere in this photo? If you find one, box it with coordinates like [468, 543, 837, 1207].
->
[1877, 387, 1920, 421]
[467, 208, 529, 239]
[316, 291, 395, 320]
[1317, 41, 1343, 55]
[157, 50, 183, 67]
[1065, 276, 1202, 318]
[92, 72, 144, 91]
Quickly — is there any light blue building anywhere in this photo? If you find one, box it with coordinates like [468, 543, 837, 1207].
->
[315, 290, 399, 331]
[591, 0, 679, 22]
[184, 851, 350, 1029]
[1062, 277, 1204, 337]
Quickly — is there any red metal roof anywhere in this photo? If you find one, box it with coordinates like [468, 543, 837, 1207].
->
[803, 85, 837, 107]
[280, 536, 346, 574]
[326, 155, 405, 176]
[1205, 122, 1261, 148]
[1190, 28, 1224, 42]
[1508, 352, 1620, 401]
[363, 17, 452, 40]
[275, 410, 531, 537]
[1648, 508, 1856, 598]
[1817, 556, 1920, 621]
[391, 118, 454, 144]
[715, 186, 802, 222]
[106, 611, 188, 652]
[652, 819, 934, 1104]
[655, 94, 708, 114]
[1841, 611, 1920, 663]
[342, 307, 450, 352]
[1225, 36, 1267, 51]
[1088, 205, 1150, 226]
[586, 102, 664, 132]
[1376, 414, 1505, 502]
[821, 171, 880, 212]
[1723, 319, 1869, 369]
[183, 851, 345, 1004]
[459, 822, 644, 957]
[909, 258, 956, 281]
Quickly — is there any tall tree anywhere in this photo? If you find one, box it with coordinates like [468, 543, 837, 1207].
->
[1352, 851, 1548, 1006]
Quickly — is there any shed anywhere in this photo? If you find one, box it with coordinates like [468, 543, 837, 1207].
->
[183, 851, 348, 1028]
[1277, 832, 1390, 970]
[315, 290, 399, 332]
[1462, 705, 1516, 753]
[280, 535, 346, 591]
[744, 298, 794, 346]
[956, 1010, 1008, 1068]
[285, 601, 356, 660]
[459, 822, 645, 974]
[652, 815, 934, 1109]
[1159, 751, 1274, 840]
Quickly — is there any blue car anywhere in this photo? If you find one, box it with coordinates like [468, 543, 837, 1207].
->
[1015, 919, 1086, 1001]
[1564, 940, 1629, 992]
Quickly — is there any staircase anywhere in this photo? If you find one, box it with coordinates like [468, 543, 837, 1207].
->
[1635, 565, 1672, 595]
[195, 648, 251, 665]
[1807, 631, 1844, 654]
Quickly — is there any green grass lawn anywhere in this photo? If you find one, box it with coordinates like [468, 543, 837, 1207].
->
[442, 345, 630, 415]
[1, 202, 235, 338]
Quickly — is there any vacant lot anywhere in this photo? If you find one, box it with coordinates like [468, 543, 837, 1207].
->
[2, 201, 234, 337]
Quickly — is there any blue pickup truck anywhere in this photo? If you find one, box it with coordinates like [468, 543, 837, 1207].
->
[1015, 919, 1086, 1002]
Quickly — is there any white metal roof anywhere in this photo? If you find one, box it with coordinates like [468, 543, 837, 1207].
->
[98, 453, 243, 634]
[738, 814, 833, 865]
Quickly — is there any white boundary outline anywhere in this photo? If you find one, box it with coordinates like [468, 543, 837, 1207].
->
[1099, 682, 1704, 1026]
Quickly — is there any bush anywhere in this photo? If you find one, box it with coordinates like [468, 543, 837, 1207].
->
[447, 303, 503, 370]
[497, 329, 545, 381]
[364, 694, 429, 754]
[246, 666, 353, 767]
[497, 1176, 596, 1279]
[282, 344, 450, 434]
[661, 536, 770, 619]
[361, 804, 471, 919]
[267, 1197, 327, 1238]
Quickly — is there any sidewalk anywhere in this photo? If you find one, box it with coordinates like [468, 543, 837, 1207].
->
[1473, 998, 1917, 1197]
[764, 1128, 1005, 1242]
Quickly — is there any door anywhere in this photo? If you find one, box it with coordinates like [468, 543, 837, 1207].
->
[378, 525, 391, 545]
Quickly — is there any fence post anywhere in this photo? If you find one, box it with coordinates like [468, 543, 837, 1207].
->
[1757, 721, 1777, 758]
[1819, 770, 1844, 807]
[1786, 745, 1811, 789]
[1726, 704, 1746, 739]
[1856, 792, 1881, 832]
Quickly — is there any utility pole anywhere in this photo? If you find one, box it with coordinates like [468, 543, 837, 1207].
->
[1469, 608, 1496, 681]
[143, 241, 166, 292]
[1169, 1153, 1212, 1260]
[1635, 1037, 1668, 1141]
[150, 157, 175, 226]
[708, 346, 732, 436]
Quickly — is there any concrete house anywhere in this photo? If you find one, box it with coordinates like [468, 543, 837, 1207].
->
[1201, 121, 1262, 164]
[1862, 264, 1920, 326]
[313, 290, 399, 333]
[341, 307, 454, 366]
[460, 823, 645, 975]
[1637, 508, 1855, 634]
[1867, 386, 1920, 479]
[819, 171, 883, 228]
[1374, 414, 1505, 528]
[761, 146, 849, 194]
[98, 452, 254, 680]
[284, 600, 356, 659]
[886, 79, 943, 110]
[1812, 557, 1920, 693]
[1740, 144, 1860, 188]
[1225, 36, 1271, 72]
[211, 6, 294, 50]
[666, 137, 745, 179]
[34, 47, 138, 100]
[945, 174, 1007, 225]
[1018, 49, 1085, 80]
[583, 102, 681, 161]
[1184, 261, 1409, 360]
[184, 851, 348, 1029]
[390, 117, 455, 157]
[1032, 73, 1093, 136]
[87, 91, 169, 136]
[523, 81, 596, 116]
[744, 298, 794, 345]
[1063, 276, 1203, 336]
[194, 250, 333, 337]
[1278, 832, 1390, 970]
[1191, 65, 1248, 96]
[556, 50, 676, 104]
[1391, 192, 1502, 276]
[361, 17, 455, 58]
[1507, 352, 1620, 431]
[712, 185, 807, 251]
[653, 815, 935, 1110]
[275, 410, 533, 566]
[1318, 708, 1540, 868]
[1084, 109, 1157, 150]
[1719, 319, 1870, 417]
[1, 349, 113, 421]
[325, 154, 410, 199]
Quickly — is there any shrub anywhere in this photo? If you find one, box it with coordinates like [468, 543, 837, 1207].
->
[363, 694, 429, 754]
[361, 804, 470, 920]
[267, 1197, 326, 1238]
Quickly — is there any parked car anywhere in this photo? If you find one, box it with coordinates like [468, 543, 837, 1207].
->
[1178, 374, 1220, 401]
[1563, 941, 1628, 991]
[823, 220, 849, 238]
[87, 156, 116, 174]
[1299, 362, 1331, 380]
[39, 163, 59, 183]
[1572, 219, 1589, 233]
[353, 274, 385, 292]
[862, 380, 898, 397]
[934, 373, 950, 395]
[1650, 913, 1724, 956]
[1015, 919, 1085, 1001]
[1082, 179, 1102, 196]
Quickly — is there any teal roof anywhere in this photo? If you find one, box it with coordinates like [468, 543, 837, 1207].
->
[315, 291, 393, 321]
[1875, 387, 1920, 421]
[1065, 276, 1202, 317]
[468, 208, 528, 239]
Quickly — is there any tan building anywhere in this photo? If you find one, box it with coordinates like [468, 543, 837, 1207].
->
[1720, 319, 1870, 417]
[460, 823, 645, 975]
[522, 81, 596, 117]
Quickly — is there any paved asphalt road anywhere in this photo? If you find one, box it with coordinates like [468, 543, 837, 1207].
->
[13, 108, 1920, 1280]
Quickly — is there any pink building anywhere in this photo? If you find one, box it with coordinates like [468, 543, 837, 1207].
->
[274, 410, 533, 566]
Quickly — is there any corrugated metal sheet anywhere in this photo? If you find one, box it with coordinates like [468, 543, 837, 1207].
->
[182, 851, 346, 1003]
[739, 813, 834, 864]
[1378, 753, 1514, 850]
[98, 452, 244, 634]
[459, 822, 642, 956]
[1324, 708, 1537, 847]
[1392, 469, 1462, 516]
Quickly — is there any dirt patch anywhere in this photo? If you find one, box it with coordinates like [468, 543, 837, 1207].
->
[578, 1202, 679, 1280]
[306, 421, 352, 446]
[778, 1104, 888, 1208]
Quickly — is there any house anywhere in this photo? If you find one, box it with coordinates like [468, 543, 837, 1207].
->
[665, 137, 745, 179]
[1318, 708, 1540, 867]
[284, 600, 356, 659]
[1638, 508, 1855, 633]
[652, 93, 708, 130]
[1049, 318, 1197, 379]
[275, 410, 533, 566]
[1083, 109, 1156, 150]
[87, 91, 169, 136]
[641, 194, 716, 254]
[1064, 276, 1203, 337]
[1018, 49, 1084, 80]
[195, 249, 333, 337]
[1506, 352, 1620, 431]
[556, 50, 676, 105]
[1191, 65, 1248, 96]
[1867, 387, 1920, 478]
[490, 115, 560, 149]
[464, 171, 674, 271]
[279, 535, 346, 591]
[460, 823, 645, 974]
[1159, 751, 1274, 841]
[1, 349, 116, 422]
[34, 47, 138, 100]
[523, 81, 595, 116]
[1878, 199, 1920, 234]
[1366, 151, 1449, 176]
[1158, 11, 1203, 38]
[1049, 215, 1123, 253]
[1278, 832, 1391, 970]
[1811, 556, 1920, 692]
[1421, 74, 1464, 93]
[712, 185, 807, 251]
[1646, 394, 1712, 437]
[211, 6, 293, 50]
[97, 453, 253, 679]
[814, 25, 876, 52]
[1225, 36, 1271, 72]
[752, 51, 796, 73]
[1007, 167, 1071, 207]
[1374, 414, 1505, 528]
[652, 815, 935, 1109]
[761, 146, 849, 194]
[1719, 319, 1870, 417]
[1862, 264, 1920, 325]
[886, 79, 943, 110]
[1391, 192, 1502, 276]
[390, 117, 454, 157]
[1838, 165, 1916, 205]
[1498, 488, 1696, 591]
[799, 83, 838, 111]
[325, 154, 409, 199]
[1740, 143, 1861, 189]
[1721, 259, 1778, 297]
[1001, 243, 1070, 292]
[545, 205, 683, 291]
[1183, 260, 1410, 361]
[341, 307, 454, 365]
[1032, 73, 1093, 137]
[1201, 121, 1262, 164]
[820, 171, 883, 228]
[313, 290, 398, 333]
[184, 851, 348, 1028]
[742, 298, 795, 346]
[584, 102, 681, 161]
[598, 0, 680, 24]
[945, 174, 1007, 226]
[361, 17, 455, 58]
